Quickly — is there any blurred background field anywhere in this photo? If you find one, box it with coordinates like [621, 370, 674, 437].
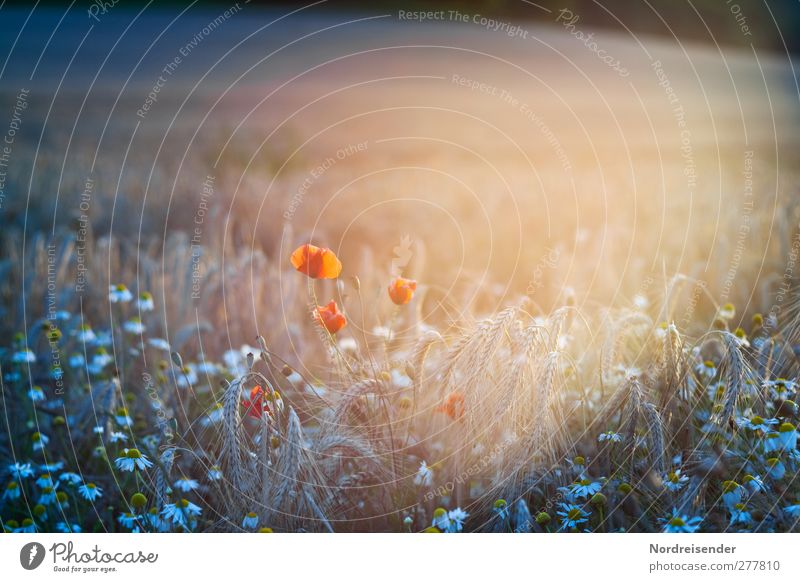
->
[1, 4, 799, 336]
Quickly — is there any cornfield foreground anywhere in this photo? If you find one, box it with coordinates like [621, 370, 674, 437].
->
[2, 5, 800, 534]
[3, 231, 800, 533]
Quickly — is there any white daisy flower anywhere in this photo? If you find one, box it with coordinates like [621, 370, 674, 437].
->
[568, 477, 602, 499]
[147, 507, 170, 532]
[90, 349, 113, 374]
[32, 432, 49, 451]
[372, 326, 392, 340]
[38, 486, 58, 505]
[242, 511, 259, 529]
[337, 337, 358, 353]
[742, 474, 766, 493]
[109, 431, 128, 443]
[738, 415, 779, 432]
[286, 371, 304, 386]
[414, 461, 433, 487]
[663, 469, 689, 491]
[15, 519, 36, 533]
[447, 507, 468, 532]
[431, 507, 450, 531]
[223, 349, 245, 376]
[764, 378, 798, 400]
[12, 349, 36, 363]
[3, 481, 21, 500]
[27, 386, 46, 402]
[766, 458, 786, 480]
[75, 325, 96, 343]
[721, 481, 744, 509]
[662, 509, 702, 533]
[8, 462, 34, 479]
[568, 456, 586, 475]
[391, 369, 412, 388]
[147, 338, 171, 351]
[633, 294, 649, 310]
[136, 292, 154, 311]
[174, 478, 199, 493]
[68, 354, 85, 368]
[695, 360, 717, 379]
[776, 422, 797, 451]
[93, 331, 113, 346]
[732, 328, 750, 348]
[718, 303, 735, 320]
[729, 503, 753, 526]
[114, 409, 133, 427]
[109, 284, 133, 303]
[59, 472, 82, 485]
[207, 466, 223, 481]
[493, 499, 510, 520]
[118, 512, 138, 529]
[202, 403, 224, 426]
[78, 482, 103, 501]
[55, 522, 81, 533]
[598, 431, 622, 443]
[783, 503, 800, 519]
[175, 364, 198, 388]
[161, 499, 202, 528]
[557, 503, 589, 530]
[114, 449, 153, 472]
[123, 318, 145, 335]
[196, 361, 218, 375]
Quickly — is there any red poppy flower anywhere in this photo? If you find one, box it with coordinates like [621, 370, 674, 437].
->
[388, 277, 417, 305]
[436, 391, 465, 421]
[241, 385, 271, 419]
[315, 300, 347, 334]
[290, 244, 342, 279]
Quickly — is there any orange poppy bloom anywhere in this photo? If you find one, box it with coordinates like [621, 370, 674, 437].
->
[290, 244, 342, 279]
[315, 300, 347, 334]
[241, 385, 271, 419]
[436, 391, 465, 421]
[388, 277, 417, 305]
